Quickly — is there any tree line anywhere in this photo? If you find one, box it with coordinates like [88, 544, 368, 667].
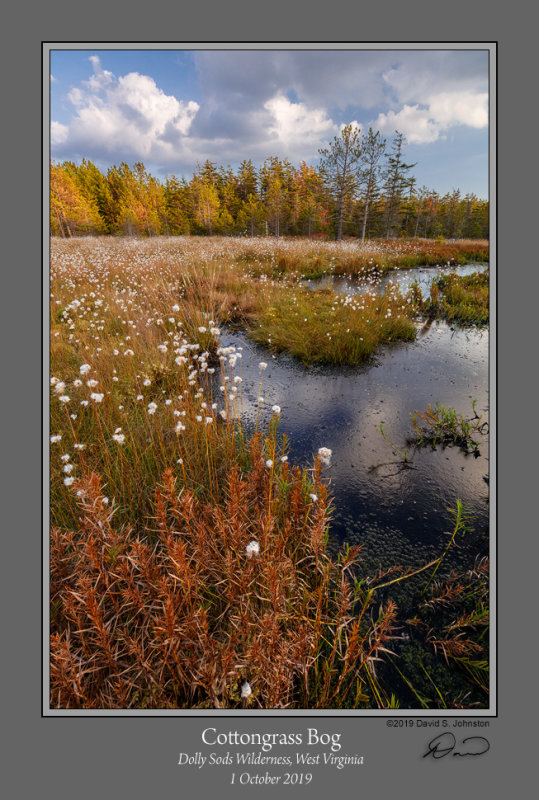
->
[50, 127, 489, 240]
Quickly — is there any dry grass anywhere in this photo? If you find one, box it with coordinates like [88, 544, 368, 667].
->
[237, 237, 488, 278]
[50, 443, 399, 709]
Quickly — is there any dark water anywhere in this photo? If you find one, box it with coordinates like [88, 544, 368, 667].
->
[304, 262, 489, 300]
[219, 313, 489, 572]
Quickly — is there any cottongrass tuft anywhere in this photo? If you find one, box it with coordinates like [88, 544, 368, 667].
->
[246, 541, 260, 558]
[317, 447, 332, 466]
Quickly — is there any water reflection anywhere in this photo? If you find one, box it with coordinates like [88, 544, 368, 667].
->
[304, 262, 489, 299]
[218, 309, 489, 569]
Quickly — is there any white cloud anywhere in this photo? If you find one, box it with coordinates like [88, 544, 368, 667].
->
[51, 120, 68, 145]
[372, 91, 488, 144]
[429, 91, 488, 129]
[373, 106, 442, 144]
[264, 94, 337, 153]
[52, 56, 199, 162]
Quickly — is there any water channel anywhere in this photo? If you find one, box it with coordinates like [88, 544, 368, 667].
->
[220, 263, 490, 574]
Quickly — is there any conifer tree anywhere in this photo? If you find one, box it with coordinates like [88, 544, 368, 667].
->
[382, 131, 416, 238]
[318, 123, 362, 240]
[357, 128, 386, 241]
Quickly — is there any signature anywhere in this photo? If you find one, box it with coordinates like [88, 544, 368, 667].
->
[423, 733, 490, 759]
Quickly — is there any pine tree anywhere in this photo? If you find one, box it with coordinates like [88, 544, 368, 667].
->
[318, 123, 362, 240]
[382, 131, 416, 238]
[357, 128, 386, 241]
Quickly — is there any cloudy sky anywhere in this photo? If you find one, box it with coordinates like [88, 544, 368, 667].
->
[50, 48, 490, 198]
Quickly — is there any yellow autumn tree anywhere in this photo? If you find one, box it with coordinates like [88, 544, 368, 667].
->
[50, 164, 105, 236]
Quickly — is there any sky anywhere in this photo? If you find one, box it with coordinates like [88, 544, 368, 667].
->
[50, 48, 490, 198]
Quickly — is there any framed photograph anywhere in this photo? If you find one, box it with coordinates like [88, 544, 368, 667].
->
[5, 12, 526, 794]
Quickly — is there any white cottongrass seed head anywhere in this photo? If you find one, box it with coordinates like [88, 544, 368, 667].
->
[317, 447, 332, 466]
[246, 541, 260, 558]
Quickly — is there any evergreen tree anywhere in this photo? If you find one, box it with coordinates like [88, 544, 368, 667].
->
[357, 128, 386, 241]
[318, 123, 362, 240]
[382, 131, 416, 238]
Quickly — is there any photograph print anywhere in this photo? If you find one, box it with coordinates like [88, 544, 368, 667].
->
[47, 44, 492, 712]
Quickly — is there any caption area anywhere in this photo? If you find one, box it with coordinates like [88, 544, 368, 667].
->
[177, 728, 365, 785]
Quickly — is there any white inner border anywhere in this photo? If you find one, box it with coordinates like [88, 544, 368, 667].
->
[43, 41, 496, 716]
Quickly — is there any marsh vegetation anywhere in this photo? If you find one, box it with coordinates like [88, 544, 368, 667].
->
[49, 236, 490, 709]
